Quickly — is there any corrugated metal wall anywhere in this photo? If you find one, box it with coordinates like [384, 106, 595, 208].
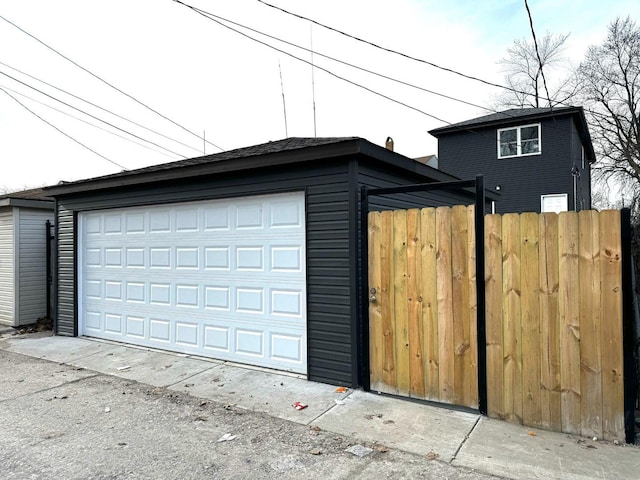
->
[16, 208, 54, 326]
[0, 208, 15, 325]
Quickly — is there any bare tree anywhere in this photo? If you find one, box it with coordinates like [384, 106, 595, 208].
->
[495, 32, 578, 108]
[578, 16, 640, 217]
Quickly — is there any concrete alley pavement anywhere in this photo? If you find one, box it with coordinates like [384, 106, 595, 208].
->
[0, 331, 637, 479]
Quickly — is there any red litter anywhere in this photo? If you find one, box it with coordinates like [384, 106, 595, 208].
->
[292, 401, 308, 410]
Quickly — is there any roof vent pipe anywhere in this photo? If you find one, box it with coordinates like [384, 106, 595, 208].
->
[385, 137, 394, 151]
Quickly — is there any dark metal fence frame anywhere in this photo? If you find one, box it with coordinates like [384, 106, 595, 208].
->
[359, 175, 487, 415]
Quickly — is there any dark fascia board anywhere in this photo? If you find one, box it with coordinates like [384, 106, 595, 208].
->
[0, 198, 54, 209]
[44, 139, 365, 197]
[45, 138, 475, 198]
[429, 107, 596, 163]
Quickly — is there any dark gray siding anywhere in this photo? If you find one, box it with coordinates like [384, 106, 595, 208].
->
[56, 205, 75, 336]
[56, 160, 354, 386]
[437, 116, 584, 213]
[570, 121, 592, 210]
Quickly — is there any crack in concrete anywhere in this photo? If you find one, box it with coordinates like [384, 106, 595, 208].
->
[306, 390, 355, 426]
[450, 415, 481, 463]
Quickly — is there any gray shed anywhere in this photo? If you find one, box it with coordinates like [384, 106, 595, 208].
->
[0, 188, 54, 327]
[45, 138, 480, 387]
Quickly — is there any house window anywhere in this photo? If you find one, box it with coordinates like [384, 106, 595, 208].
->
[497, 123, 541, 158]
[541, 193, 568, 213]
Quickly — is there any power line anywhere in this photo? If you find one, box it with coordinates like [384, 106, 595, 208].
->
[0, 83, 180, 160]
[0, 61, 205, 155]
[524, 0, 552, 109]
[255, 0, 537, 100]
[173, 0, 597, 151]
[0, 13, 224, 152]
[0, 69, 189, 158]
[255, 0, 612, 123]
[254, 0, 612, 141]
[0, 86, 127, 170]
[177, 2, 490, 113]
[172, 0, 451, 124]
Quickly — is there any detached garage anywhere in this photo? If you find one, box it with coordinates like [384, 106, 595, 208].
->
[46, 137, 475, 387]
[0, 188, 54, 327]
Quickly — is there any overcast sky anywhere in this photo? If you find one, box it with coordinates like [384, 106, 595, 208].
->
[0, 0, 637, 192]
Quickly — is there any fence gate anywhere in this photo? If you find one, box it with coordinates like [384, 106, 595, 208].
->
[361, 177, 486, 412]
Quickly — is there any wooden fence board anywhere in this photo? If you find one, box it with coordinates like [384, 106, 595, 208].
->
[451, 205, 471, 406]
[599, 210, 624, 441]
[559, 212, 581, 435]
[393, 209, 410, 396]
[467, 205, 479, 408]
[520, 213, 541, 427]
[485, 214, 504, 419]
[379, 211, 396, 391]
[368, 211, 384, 391]
[436, 207, 455, 403]
[538, 213, 561, 430]
[578, 210, 602, 439]
[420, 208, 440, 401]
[502, 213, 522, 424]
[407, 209, 426, 398]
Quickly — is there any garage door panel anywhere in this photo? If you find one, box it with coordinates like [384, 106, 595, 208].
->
[80, 192, 307, 373]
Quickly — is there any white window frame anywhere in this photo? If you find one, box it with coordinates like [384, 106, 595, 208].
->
[497, 123, 541, 159]
[540, 193, 568, 213]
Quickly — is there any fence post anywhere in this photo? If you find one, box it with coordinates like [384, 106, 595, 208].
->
[475, 175, 487, 415]
[621, 208, 637, 444]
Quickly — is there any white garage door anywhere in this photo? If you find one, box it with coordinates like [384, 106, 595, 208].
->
[79, 192, 307, 373]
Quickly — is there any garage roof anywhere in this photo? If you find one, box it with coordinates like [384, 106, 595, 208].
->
[44, 137, 462, 196]
[0, 187, 54, 209]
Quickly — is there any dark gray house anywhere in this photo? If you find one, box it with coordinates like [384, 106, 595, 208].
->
[429, 107, 595, 214]
[45, 137, 478, 388]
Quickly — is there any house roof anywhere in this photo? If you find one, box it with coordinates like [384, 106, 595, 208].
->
[0, 187, 54, 209]
[44, 137, 463, 196]
[428, 106, 596, 163]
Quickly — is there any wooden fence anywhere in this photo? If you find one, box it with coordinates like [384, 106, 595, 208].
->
[485, 210, 624, 441]
[368, 205, 478, 408]
[368, 207, 625, 441]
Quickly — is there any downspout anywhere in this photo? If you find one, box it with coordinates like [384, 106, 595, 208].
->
[571, 164, 580, 211]
[45, 219, 52, 320]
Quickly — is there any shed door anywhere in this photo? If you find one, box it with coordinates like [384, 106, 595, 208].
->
[79, 192, 307, 373]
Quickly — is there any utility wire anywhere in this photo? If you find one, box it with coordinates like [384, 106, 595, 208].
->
[0, 86, 127, 170]
[257, 0, 613, 126]
[0, 61, 205, 155]
[0, 13, 224, 152]
[177, 2, 489, 113]
[0, 70, 189, 158]
[173, 0, 451, 124]
[524, 0, 552, 109]
[174, 0, 597, 150]
[256, 0, 538, 100]
[254, 0, 610, 139]
[0, 83, 180, 160]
